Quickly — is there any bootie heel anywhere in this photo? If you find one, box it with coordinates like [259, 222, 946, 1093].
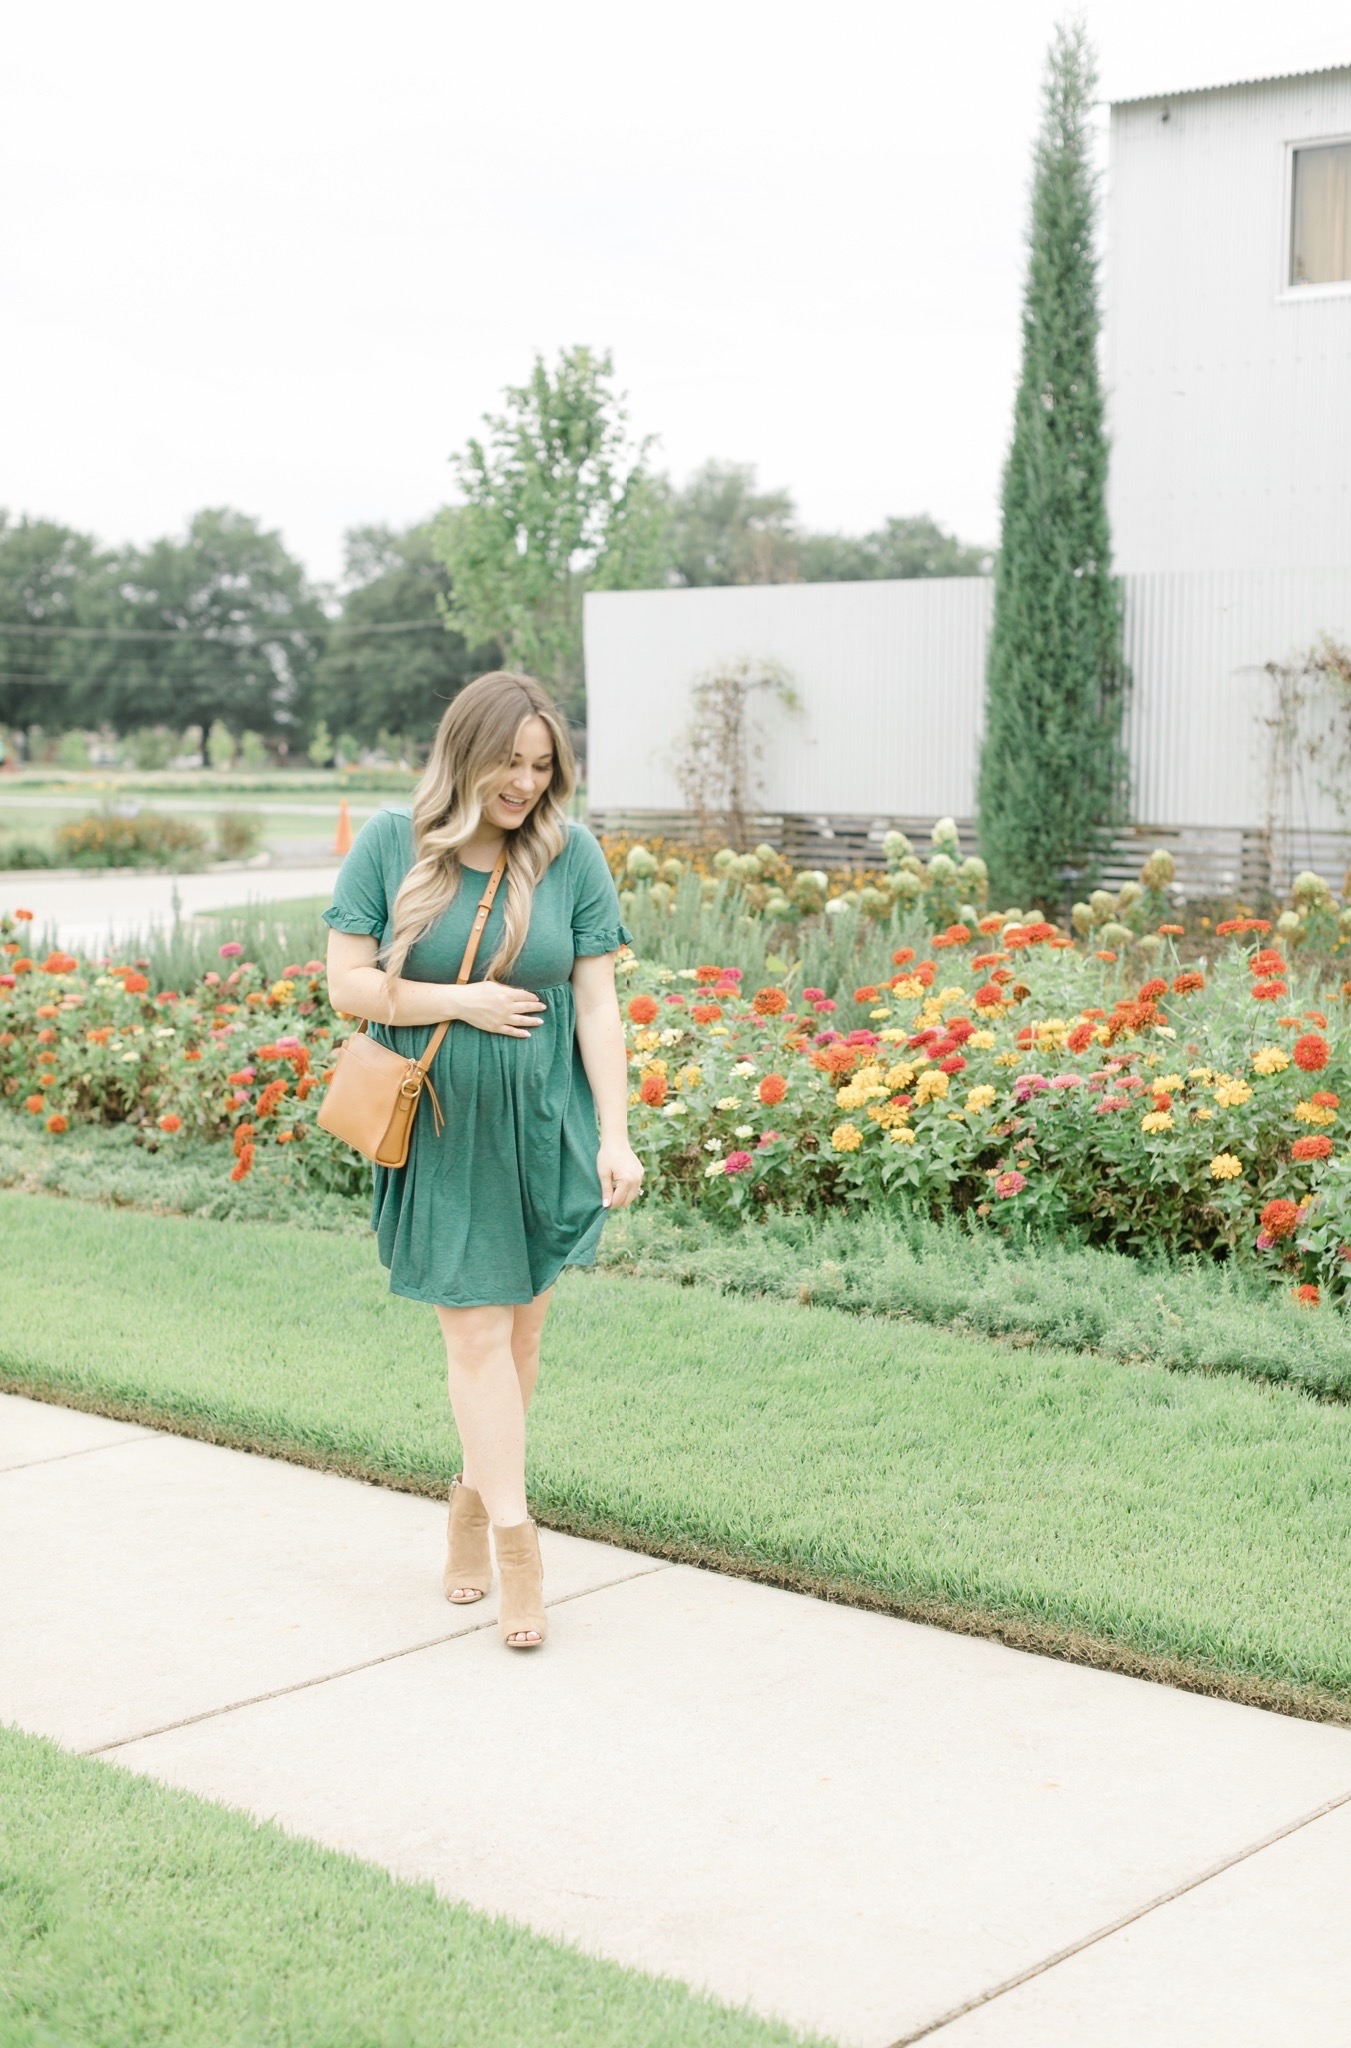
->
[494, 1519, 547, 1649]
[444, 1477, 492, 1604]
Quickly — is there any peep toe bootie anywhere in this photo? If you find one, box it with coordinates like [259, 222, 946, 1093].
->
[444, 1477, 492, 1604]
[494, 1519, 548, 1649]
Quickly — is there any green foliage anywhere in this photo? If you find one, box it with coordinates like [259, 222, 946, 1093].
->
[0, 513, 106, 732]
[52, 810, 210, 870]
[307, 716, 334, 768]
[433, 347, 671, 722]
[238, 728, 268, 770]
[312, 522, 481, 749]
[205, 718, 236, 770]
[795, 515, 991, 582]
[213, 808, 263, 861]
[977, 22, 1128, 909]
[127, 724, 179, 771]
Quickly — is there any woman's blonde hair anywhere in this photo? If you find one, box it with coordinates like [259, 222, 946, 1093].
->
[382, 670, 576, 1004]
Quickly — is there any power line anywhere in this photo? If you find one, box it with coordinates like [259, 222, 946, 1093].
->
[0, 618, 447, 643]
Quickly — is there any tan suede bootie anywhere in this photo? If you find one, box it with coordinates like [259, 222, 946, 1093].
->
[493, 1518, 548, 1649]
[444, 1477, 492, 1604]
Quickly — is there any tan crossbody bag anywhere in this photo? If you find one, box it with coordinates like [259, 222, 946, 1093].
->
[317, 848, 509, 1169]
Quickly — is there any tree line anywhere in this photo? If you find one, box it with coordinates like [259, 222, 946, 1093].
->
[0, 376, 988, 758]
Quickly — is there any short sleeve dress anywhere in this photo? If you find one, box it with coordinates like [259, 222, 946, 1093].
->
[321, 808, 633, 1309]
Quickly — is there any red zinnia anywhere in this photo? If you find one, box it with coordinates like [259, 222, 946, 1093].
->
[1259, 1198, 1300, 1240]
[639, 1071, 667, 1107]
[759, 1073, 787, 1106]
[691, 1003, 723, 1025]
[627, 994, 659, 1025]
[891, 948, 915, 967]
[255, 1078, 289, 1118]
[1137, 978, 1168, 1002]
[1250, 981, 1287, 1001]
[1066, 1021, 1095, 1054]
[1291, 1135, 1333, 1161]
[853, 985, 879, 1003]
[1293, 1033, 1330, 1072]
[1172, 972, 1205, 995]
[157, 1113, 183, 1133]
[45, 1113, 68, 1134]
[1293, 1284, 1320, 1308]
[1312, 1092, 1340, 1109]
[23, 1094, 44, 1114]
[229, 1143, 255, 1182]
[973, 983, 1004, 1010]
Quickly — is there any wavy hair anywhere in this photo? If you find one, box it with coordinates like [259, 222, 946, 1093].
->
[381, 671, 575, 1007]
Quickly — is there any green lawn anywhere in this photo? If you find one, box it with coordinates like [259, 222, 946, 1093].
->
[0, 1725, 819, 2048]
[4, 1192, 1349, 1722]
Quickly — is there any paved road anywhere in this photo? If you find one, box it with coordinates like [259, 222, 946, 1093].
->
[3, 1391, 1348, 2047]
[0, 863, 343, 954]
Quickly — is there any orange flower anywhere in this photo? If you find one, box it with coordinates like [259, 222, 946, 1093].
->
[694, 965, 723, 984]
[183, 1048, 202, 1061]
[232, 1122, 256, 1156]
[23, 1094, 44, 1114]
[891, 948, 915, 966]
[1095, 949, 1118, 963]
[1172, 972, 1205, 994]
[1303, 1011, 1328, 1028]
[759, 1072, 788, 1106]
[853, 985, 879, 1003]
[639, 1071, 667, 1107]
[691, 1003, 723, 1025]
[256, 1079, 289, 1118]
[86, 1027, 113, 1045]
[977, 916, 1004, 935]
[627, 994, 659, 1025]
[13, 958, 33, 974]
[1293, 1033, 1329, 1073]
[1066, 1021, 1095, 1053]
[809, 1044, 859, 1077]
[1291, 1135, 1333, 1161]
[35, 1005, 59, 1020]
[1158, 923, 1185, 936]
[14, 908, 33, 921]
[276, 1130, 295, 1144]
[1251, 981, 1288, 1001]
[120, 971, 149, 994]
[1260, 1198, 1300, 1240]
[229, 1143, 255, 1182]
[36, 1027, 56, 1043]
[973, 983, 1004, 1010]
[752, 986, 789, 1017]
[1312, 1092, 1340, 1109]
[41, 951, 78, 974]
[971, 952, 1005, 971]
[157, 1113, 183, 1133]
[1137, 978, 1168, 1002]
[1293, 1284, 1320, 1308]
[45, 1113, 68, 1134]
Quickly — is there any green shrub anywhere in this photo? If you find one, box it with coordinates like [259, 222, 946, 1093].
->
[214, 809, 263, 860]
[126, 726, 178, 772]
[53, 811, 209, 870]
[0, 839, 55, 871]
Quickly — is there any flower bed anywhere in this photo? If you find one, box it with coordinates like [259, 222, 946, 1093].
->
[4, 901, 1351, 1304]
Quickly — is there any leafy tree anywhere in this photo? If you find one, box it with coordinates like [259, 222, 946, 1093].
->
[206, 719, 236, 770]
[433, 347, 670, 723]
[67, 509, 324, 740]
[307, 717, 334, 768]
[311, 522, 481, 749]
[977, 22, 1129, 909]
[797, 515, 991, 583]
[0, 514, 109, 733]
[664, 461, 799, 586]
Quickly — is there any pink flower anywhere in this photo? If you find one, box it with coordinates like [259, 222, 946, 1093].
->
[1049, 1073, 1083, 1090]
[813, 1030, 841, 1046]
[802, 988, 825, 1002]
[812, 999, 837, 1013]
[203, 971, 221, 986]
[0, 974, 14, 989]
[846, 1029, 881, 1047]
[724, 1150, 753, 1173]
[994, 1170, 1027, 1199]
[757, 1130, 781, 1147]
[274, 1036, 301, 1052]
[665, 994, 686, 1006]
[219, 942, 243, 959]
[1255, 1232, 1274, 1251]
[1095, 1095, 1130, 1113]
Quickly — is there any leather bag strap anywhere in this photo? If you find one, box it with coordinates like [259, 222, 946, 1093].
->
[409, 846, 510, 1078]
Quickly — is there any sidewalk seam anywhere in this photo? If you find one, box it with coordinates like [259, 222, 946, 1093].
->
[884, 1783, 1351, 2046]
[81, 1559, 675, 1758]
[0, 1433, 166, 1476]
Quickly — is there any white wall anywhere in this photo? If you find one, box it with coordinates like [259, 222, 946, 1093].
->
[1107, 69, 1351, 575]
[584, 570, 1351, 831]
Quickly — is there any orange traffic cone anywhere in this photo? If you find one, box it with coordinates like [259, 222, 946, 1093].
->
[333, 798, 353, 857]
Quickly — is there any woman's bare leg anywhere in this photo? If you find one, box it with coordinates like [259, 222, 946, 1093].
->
[436, 1289, 553, 1643]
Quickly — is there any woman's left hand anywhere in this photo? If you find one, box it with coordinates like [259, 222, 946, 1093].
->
[598, 1141, 644, 1210]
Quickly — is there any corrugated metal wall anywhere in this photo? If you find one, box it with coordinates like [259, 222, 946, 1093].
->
[1108, 71, 1351, 575]
[585, 569, 1351, 836]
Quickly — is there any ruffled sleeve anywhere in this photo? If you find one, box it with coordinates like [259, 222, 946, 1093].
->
[568, 822, 635, 958]
[322, 813, 394, 940]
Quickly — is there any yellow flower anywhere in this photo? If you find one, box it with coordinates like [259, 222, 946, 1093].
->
[831, 1121, 863, 1153]
[869, 1007, 893, 1021]
[877, 1029, 909, 1044]
[884, 1061, 917, 1091]
[1252, 1046, 1290, 1076]
[915, 1069, 950, 1105]
[888, 1126, 916, 1145]
[891, 976, 924, 999]
[964, 1084, 997, 1114]
[937, 985, 968, 1008]
[1212, 1079, 1252, 1110]
[1153, 1074, 1185, 1092]
[994, 1051, 1023, 1068]
[1192, 1106, 1214, 1121]
[643, 1059, 668, 1079]
[968, 1029, 997, 1050]
[1140, 1110, 1174, 1133]
[1294, 1101, 1337, 1125]
[1209, 1153, 1243, 1180]
[628, 1086, 642, 1106]
[676, 1064, 702, 1090]
[867, 1099, 911, 1129]
[268, 978, 296, 1003]
[1188, 1066, 1215, 1083]
[632, 1029, 660, 1053]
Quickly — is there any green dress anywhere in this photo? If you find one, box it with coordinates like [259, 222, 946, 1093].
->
[322, 808, 633, 1308]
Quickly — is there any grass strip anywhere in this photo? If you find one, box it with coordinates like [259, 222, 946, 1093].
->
[3, 1193, 1349, 1723]
[5, 1113, 1348, 1401]
[0, 1725, 823, 2048]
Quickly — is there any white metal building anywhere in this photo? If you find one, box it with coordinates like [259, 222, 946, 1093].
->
[585, 63, 1351, 892]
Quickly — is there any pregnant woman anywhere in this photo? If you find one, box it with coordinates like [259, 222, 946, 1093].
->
[323, 670, 644, 1649]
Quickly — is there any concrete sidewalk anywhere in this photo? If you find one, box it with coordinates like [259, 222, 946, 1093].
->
[0, 862, 342, 953]
[3, 1390, 1349, 2047]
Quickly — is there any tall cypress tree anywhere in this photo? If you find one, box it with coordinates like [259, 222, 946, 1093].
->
[978, 21, 1128, 910]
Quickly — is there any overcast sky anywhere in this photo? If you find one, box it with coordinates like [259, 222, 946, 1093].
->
[3, 1, 1348, 588]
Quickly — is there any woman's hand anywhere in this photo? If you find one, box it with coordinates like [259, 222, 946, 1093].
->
[453, 982, 547, 1038]
[598, 1139, 644, 1210]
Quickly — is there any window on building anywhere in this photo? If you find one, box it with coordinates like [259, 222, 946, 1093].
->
[1290, 140, 1351, 285]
